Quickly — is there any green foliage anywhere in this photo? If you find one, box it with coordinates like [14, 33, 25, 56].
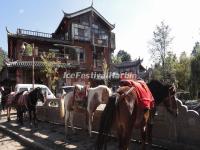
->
[102, 58, 109, 85]
[40, 52, 59, 92]
[190, 52, 200, 98]
[175, 52, 191, 90]
[150, 63, 162, 80]
[164, 51, 177, 83]
[111, 53, 121, 64]
[0, 47, 6, 71]
[151, 51, 177, 84]
[116, 50, 131, 62]
[192, 42, 200, 56]
[111, 50, 131, 64]
[24, 44, 32, 56]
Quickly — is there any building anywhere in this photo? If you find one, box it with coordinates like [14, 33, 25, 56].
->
[1, 6, 115, 91]
[111, 58, 151, 81]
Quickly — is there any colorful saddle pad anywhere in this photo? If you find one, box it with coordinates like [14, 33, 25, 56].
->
[120, 80, 154, 109]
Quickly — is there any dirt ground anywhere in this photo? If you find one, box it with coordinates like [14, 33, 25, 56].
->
[0, 111, 166, 150]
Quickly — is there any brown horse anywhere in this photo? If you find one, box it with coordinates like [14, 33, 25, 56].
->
[1, 87, 24, 121]
[96, 80, 177, 150]
[16, 88, 45, 126]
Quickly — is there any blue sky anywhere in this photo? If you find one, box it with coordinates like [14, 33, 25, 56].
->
[1, 0, 200, 67]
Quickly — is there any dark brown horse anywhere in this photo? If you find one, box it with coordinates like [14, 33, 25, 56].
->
[16, 87, 45, 126]
[96, 80, 177, 150]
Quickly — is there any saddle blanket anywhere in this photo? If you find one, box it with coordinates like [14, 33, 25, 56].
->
[18, 91, 28, 107]
[120, 80, 154, 109]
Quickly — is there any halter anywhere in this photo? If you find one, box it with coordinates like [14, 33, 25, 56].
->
[165, 85, 177, 115]
[72, 85, 89, 107]
[116, 86, 135, 105]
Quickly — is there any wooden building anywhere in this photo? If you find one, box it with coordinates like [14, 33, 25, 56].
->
[1, 6, 115, 91]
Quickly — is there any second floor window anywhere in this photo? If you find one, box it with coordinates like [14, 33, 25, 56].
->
[72, 23, 90, 41]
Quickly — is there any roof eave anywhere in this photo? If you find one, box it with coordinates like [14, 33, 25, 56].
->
[64, 7, 115, 30]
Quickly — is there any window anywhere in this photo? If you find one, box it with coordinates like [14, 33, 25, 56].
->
[79, 48, 85, 62]
[72, 23, 90, 41]
[19, 88, 28, 92]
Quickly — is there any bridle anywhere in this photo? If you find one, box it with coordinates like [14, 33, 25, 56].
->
[164, 85, 178, 116]
[115, 86, 135, 104]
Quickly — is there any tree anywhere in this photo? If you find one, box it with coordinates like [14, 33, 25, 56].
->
[151, 51, 177, 83]
[149, 21, 173, 80]
[116, 50, 131, 62]
[111, 53, 121, 64]
[0, 47, 7, 71]
[175, 52, 191, 90]
[191, 42, 200, 56]
[164, 51, 177, 83]
[102, 58, 109, 86]
[150, 63, 163, 80]
[40, 52, 59, 93]
[190, 51, 200, 98]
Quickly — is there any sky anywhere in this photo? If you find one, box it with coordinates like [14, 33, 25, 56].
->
[1, 0, 200, 67]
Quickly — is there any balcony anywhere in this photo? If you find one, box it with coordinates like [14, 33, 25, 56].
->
[19, 52, 82, 66]
[17, 28, 52, 39]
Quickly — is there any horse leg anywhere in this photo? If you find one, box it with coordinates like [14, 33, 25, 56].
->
[141, 126, 147, 150]
[146, 123, 153, 150]
[7, 107, 11, 122]
[33, 107, 38, 127]
[117, 126, 130, 150]
[141, 112, 150, 150]
[88, 112, 93, 136]
[29, 110, 32, 126]
[65, 109, 70, 137]
[70, 111, 75, 133]
[19, 109, 23, 125]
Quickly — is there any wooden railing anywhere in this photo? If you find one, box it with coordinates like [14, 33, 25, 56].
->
[17, 28, 52, 38]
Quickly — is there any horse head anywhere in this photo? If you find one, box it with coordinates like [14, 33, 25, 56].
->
[115, 86, 137, 114]
[162, 83, 178, 117]
[148, 80, 178, 117]
[74, 84, 87, 101]
[34, 87, 45, 103]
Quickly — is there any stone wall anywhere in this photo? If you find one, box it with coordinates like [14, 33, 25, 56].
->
[37, 98, 200, 150]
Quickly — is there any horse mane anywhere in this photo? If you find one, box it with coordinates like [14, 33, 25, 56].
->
[28, 87, 42, 104]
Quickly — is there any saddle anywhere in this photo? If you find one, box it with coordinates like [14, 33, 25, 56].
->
[120, 80, 154, 109]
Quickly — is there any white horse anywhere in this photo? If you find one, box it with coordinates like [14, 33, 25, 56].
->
[63, 84, 112, 137]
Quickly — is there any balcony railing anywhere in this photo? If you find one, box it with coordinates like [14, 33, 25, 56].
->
[17, 28, 52, 39]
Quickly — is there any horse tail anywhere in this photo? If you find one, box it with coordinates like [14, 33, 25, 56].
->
[95, 95, 116, 150]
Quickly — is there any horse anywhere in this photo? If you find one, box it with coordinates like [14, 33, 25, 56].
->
[16, 87, 45, 126]
[63, 84, 112, 137]
[95, 79, 177, 150]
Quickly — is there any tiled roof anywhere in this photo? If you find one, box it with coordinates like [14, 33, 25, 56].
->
[115, 59, 143, 68]
[63, 6, 115, 29]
